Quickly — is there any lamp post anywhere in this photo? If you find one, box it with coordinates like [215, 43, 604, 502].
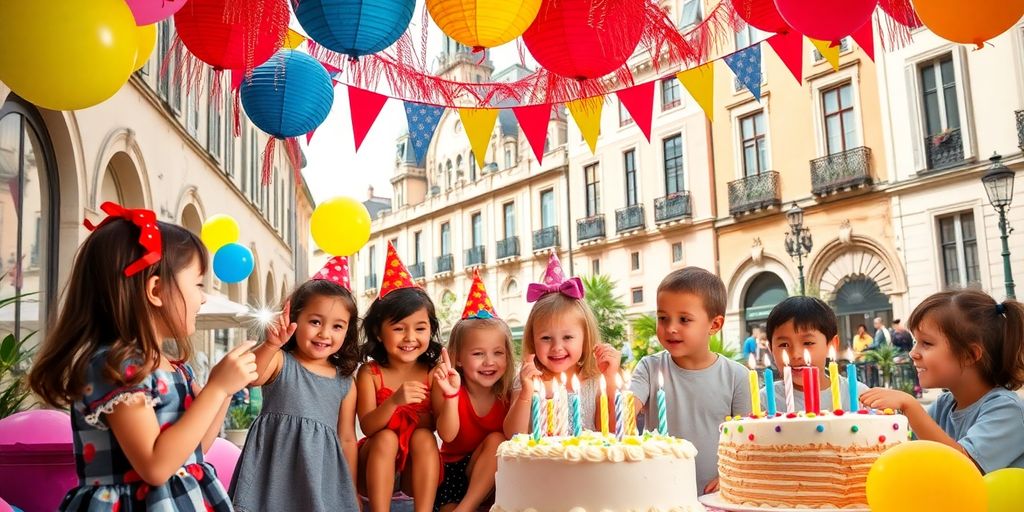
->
[785, 203, 814, 296]
[981, 153, 1016, 299]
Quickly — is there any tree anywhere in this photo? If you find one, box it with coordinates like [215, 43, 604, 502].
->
[581, 274, 627, 348]
[628, 314, 662, 368]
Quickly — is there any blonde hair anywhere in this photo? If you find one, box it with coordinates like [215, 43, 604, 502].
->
[447, 317, 515, 399]
[522, 293, 600, 379]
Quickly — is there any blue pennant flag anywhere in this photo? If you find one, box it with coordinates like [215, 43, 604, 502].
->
[724, 44, 762, 102]
[403, 101, 445, 165]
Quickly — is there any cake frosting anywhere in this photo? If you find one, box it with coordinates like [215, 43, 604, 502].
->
[492, 432, 706, 512]
[717, 409, 910, 509]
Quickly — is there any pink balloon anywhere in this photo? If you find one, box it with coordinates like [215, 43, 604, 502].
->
[205, 437, 242, 489]
[774, 0, 877, 42]
[126, 0, 189, 25]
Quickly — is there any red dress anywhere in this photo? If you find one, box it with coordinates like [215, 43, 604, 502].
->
[363, 361, 433, 471]
[440, 387, 508, 463]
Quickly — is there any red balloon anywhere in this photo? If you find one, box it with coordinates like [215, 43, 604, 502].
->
[732, 0, 789, 34]
[774, 0, 877, 42]
[174, 0, 287, 71]
[879, 0, 922, 27]
[523, 0, 644, 80]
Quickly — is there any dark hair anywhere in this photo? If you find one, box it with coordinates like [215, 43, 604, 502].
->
[29, 219, 207, 407]
[857, 323, 867, 331]
[657, 266, 727, 318]
[909, 290, 1024, 390]
[893, 319, 901, 325]
[765, 296, 838, 345]
[281, 279, 360, 376]
[361, 287, 442, 367]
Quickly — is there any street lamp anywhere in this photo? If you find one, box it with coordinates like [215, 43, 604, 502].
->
[981, 153, 1016, 299]
[785, 203, 814, 296]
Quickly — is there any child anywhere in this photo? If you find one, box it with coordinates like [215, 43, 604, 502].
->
[761, 296, 869, 412]
[28, 202, 256, 510]
[432, 271, 514, 512]
[860, 290, 1024, 473]
[230, 257, 361, 511]
[356, 243, 443, 512]
[628, 267, 751, 495]
[505, 253, 620, 437]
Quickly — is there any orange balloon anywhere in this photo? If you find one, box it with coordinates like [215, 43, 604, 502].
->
[912, 0, 1024, 48]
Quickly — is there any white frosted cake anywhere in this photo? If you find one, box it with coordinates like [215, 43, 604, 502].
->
[492, 432, 706, 512]
[717, 409, 909, 509]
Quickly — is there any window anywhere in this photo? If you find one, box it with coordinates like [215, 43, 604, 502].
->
[248, 130, 258, 202]
[813, 37, 850, 61]
[207, 85, 222, 158]
[592, 259, 600, 275]
[734, 24, 767, 92]
[157, 21, 173, 101]
[471, 213, 483, 247]
[368, 245, 377, 281]
[938, 212, 979, 288]
[663, 135, 684, 194]
[822, 83, 859, 154]
[919, 54, 960, 136]
[672, 242, 684, 263]
[679, 0, 703, 27]
[223, 93, 234, 176]
[584, 163, 600, 216]
[618, 100, 634, 127]
[631, 252, 641, 271]
[187, 94, 200, 137]
[631, 287, 644, 304]
[504, 149, 512, 169]
[441, 222, 451, 255]
[414, 231, 422, 264]
[624, 150, 638, 206]
[389, 238, 398, 251]
[740, 112, 768, 176]
[241, 120, 250, 195]
[661, 78, 681, 110]
[503, 202, 515, 238]
[540, 189, 555, 228]
[446, 160, 453, 189]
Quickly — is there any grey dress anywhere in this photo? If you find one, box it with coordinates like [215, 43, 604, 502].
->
[229, 352, 358, 511]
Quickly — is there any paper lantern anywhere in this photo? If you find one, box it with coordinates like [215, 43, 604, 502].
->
[774, 0, 877, 43]
[126, 0, 188, 25]
[427, 0, 543, 50]
[293, 0, 415, 59]
[240, 50, 334, 138]
[174, 0, 288, 71]
[522, 0, 645, 80]
[912, 0, 1024, 49]
[732, 0, 790, 34]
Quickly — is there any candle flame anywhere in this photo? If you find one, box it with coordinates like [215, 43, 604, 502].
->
[599, 374, 607, 395]
[782, 350, 791, 366]
[658, 370, 664, 389]
[615, 372, 623, 388]
[803, 349, 812, 366]
[763, 353, 772, 368]
[844, 348, 855, 361]
[748, 353, 757, 370]
[828, 345, 837, 361]
[571, 374, 581, 392]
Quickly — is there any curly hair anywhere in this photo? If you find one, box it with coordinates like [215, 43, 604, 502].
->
[361, 287, 442, 367]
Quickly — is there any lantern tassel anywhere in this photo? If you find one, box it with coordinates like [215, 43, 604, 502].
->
[233, 88, 242, 138]
[284, 137, 304, 186]
[261, 138, 276, 186]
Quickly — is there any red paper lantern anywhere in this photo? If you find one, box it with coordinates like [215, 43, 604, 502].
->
[732, 0, 790, 34]
[174, 0, 288, 71]
[774, 0, 877, 42]
[522, 0, 644, 80]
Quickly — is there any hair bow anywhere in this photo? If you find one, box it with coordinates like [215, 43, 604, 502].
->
[83, 202, 162, 277]
[526, 276, 585, 302]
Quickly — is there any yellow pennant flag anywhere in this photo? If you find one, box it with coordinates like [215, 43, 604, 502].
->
[676, 63, 715, 121]
[283, 29, 307, 50]
[458, 108, 499, 169]
[567, 96, 603, 154]
[810, 39, 840, 71]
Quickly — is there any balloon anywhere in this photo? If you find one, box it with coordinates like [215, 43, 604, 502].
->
[213, 243, 254, 284]
[201, 214, 240, 252]
[773, 0, 876, 43]
[205, 438, 242, 489]
[867, 441, 987, 512]
[310, 197, 372, 256]
[294, 0, 416, 59]
[134, 23, 158, 72]
[126, 0, 188, 25]
[912, 0, 1024, 49]
[427, 0, 543, 49]
[174, 0, 287, 71]
[732, 0, 790, 34]
[984, 468, 1024, 512]
[0, 0, 138, 111]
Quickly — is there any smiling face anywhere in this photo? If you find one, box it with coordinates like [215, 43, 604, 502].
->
[909, 315, 967, 389]
[656, 290, 722, 360]
[293, 294, 351, 362]
[770, 319, 834, 389]
[379, 307, 432, 365]
[456, 326, 510, 391]
[532, 312, 586, 376]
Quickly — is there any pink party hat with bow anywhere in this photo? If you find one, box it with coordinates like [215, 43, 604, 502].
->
[312, 256, 351, 290]
[526, 251, 585, 303]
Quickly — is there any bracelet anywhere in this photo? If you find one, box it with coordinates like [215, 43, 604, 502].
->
[444, 390, 460, 399]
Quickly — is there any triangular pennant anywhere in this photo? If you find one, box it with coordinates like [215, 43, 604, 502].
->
[676, 63, 715, 121]
[312, 256, 351, 290]
[567, 97, 603, 154]
[851, 21, 874, 61]
[306, 128, 317, 145]
[461, 269, 498, 319]
[458, 108, 499, 169]
[766, 31, 804, 84]
[321, 61, 342, 76]
[513, 103, 552, 165]
[379, 241, 419, 298]
[348, 86, 389, 152]
[283, 29, 307, 50]
[810, 39, 840, 71]
[724, 45, 763, 101]
[615, 82, 655, 142]
[403, 102, 445, 166]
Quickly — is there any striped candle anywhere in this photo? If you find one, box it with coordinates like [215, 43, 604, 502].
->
[531, 378, 542, 441]
[657, 371, 667, 435]
[570, 374, 582, 436]
[614, 373, 624, 439]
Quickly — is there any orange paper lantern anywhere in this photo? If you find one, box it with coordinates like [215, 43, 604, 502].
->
[427, 0, 543, 50]
[912, 0, 1024, 48]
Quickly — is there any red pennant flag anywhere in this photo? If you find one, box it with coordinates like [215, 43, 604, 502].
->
[513, 104, 552, 165]
[767, 31, 804, 84]
[615, 81, 655, 142]
[306, 128, 317, 144]
[347, 86, 389, 152]
[851, 21, 874, 61]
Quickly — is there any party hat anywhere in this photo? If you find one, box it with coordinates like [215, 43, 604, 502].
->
[461, 269, 498, 319]
[526, 251, 584, 303]
[312, 256, 351, 290]
[379, 241, 418, 298]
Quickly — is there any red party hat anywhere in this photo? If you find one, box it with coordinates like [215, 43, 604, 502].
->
[312, 256, 351, 290]
[461, 269, 498, 319]
[379, 241, 418, 298]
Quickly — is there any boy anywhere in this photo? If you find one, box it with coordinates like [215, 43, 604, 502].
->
[629, 267, 751, 495]
[761, 296, 869, 412]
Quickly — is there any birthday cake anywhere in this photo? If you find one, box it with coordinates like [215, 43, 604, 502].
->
[491, 432, 706, 512]
[717, 409, 909, 509]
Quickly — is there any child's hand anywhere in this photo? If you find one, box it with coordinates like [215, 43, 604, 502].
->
[859, 388, 914, 411]
[207, 341, 258, 396]
[433, 348, 461, 397]
[703, 477, 720, 494]
[264, 301, 298, 349]
[389, 381, 429, 406]
[519, 352, 542, 395]
[594, 343, 621, 378]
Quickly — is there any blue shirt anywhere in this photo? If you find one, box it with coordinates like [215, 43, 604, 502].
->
[928, 388, 1024, 473]
[742, 337, 758, 360]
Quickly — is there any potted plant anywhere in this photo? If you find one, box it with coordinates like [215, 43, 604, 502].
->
[224, 404, 256, 448]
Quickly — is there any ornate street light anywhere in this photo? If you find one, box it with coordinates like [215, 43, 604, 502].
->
[785, 203, 814, 296]
[981, 153, 1016, 299]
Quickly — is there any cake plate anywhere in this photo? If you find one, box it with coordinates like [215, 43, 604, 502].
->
[699, 492, 870, 512]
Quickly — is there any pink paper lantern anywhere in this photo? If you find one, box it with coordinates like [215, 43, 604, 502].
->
[126, 0, 189, 25]
[0, 410, 76, 512]
[206, 437, 242, 489]
[774, 0, 877, 42]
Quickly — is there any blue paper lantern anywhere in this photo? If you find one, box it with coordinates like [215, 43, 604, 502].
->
[293, 0, 415, 59]
[213, 243, 255, 284]
[240, 50, 334, 139]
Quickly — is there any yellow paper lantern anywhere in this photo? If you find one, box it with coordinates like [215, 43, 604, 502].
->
[426, 0, 543, 50]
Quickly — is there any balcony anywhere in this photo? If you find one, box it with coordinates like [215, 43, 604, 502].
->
[1016, 110, 1024, 151]
[364, 274, 378, 291]
[465, 245, 485, 267]
[924, 128, 965, 171]
[576, 215, 606, 243]
[728, 171, 781, 216]
[615, 204, 645, 233]
[407, 262, 425, 280]
[434, 254, 453, 275]
[532, 226, 560, 252]
[496, 236, 520, 260]
[810, 146, 873, 196]
[654, 192, 692, 224]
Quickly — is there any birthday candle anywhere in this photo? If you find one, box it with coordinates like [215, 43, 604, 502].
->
[782, 351, 795, 413]
[846, 349, 859, 411]
[546, 384, 554, 437]
[623, 370, 637, 436]
[531, 378, 542, 441]
[557, 373, 568, 436]
[600, 374, 609, 436]
[657, 371, 667, 435]
[828, 345, 842, 412]
[748, 354, 761, 416]
[570, 375, 582, 437]
[763, 353, 776, 417]
[803, 349, 821, 414]
[614, 373, 624, 439]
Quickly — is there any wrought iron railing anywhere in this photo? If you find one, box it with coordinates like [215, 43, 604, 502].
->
[434, 254, 453, 274]
[364, 274, 378, 290]
[407, 262, 424, 279]
[576, 215, 606, 242]
[924, 128, 965, 171]
[496, 237, 520, 259]
[811, 146, 873, 196]
[728, 171, 781, 216]
[615, 204, 645, 232]
[465, 246, 485, 267]
[532, 226, 559, 251]
[654, 192, 692, 224]
[1016, 110, 1024, 152]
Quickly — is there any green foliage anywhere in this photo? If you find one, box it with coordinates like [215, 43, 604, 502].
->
[227, 404, 257, 430]
[0, 288, 37, 419]
[709, 331, 742, 362]
[861, 343, 902, 388]
[581, 274, 627, 348]
[627, 314, 662, 369]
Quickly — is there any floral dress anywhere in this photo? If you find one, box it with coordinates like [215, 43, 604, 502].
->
[59, 350, 233, 511]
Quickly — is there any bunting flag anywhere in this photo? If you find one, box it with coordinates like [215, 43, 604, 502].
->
[724, 45, 763, 101]
[676, 63, 715, 121]
[306, 128, 317, 144]
[766, 31, 804, 84]
[810, 39, 840, 71]
[458, 108, 499, 169]
[567, 96, 603, 154]
[513, 103, 553, 165]
[615, 82, 655, 142]
[403, 102, 446, 165]
[283, 29, 307, 50]
[851, 21, 874, 61]
[348, 86, 389, 152]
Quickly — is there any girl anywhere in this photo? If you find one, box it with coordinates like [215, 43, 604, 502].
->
[861, 290, 1024, 473]
[229, 257, 361, 511]
[28, 202, 256, 510]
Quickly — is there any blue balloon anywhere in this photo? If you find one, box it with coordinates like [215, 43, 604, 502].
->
[213, 243, 254, 284]
[240, 50, 334, 139]
[293, 0, 415, 59]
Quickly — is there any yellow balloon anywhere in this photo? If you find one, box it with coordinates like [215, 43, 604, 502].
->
[201, 215, 241, 253]
[311, 197, 371, 256]
[426, 0, 543, 49]
[867, 441, 987, 512]
[984, 468, 1024, 512]
[133, 23, 158, 72]
[0, 0, 138, 110]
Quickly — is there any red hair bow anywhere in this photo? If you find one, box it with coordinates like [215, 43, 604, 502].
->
[83, 202, 163, 277]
